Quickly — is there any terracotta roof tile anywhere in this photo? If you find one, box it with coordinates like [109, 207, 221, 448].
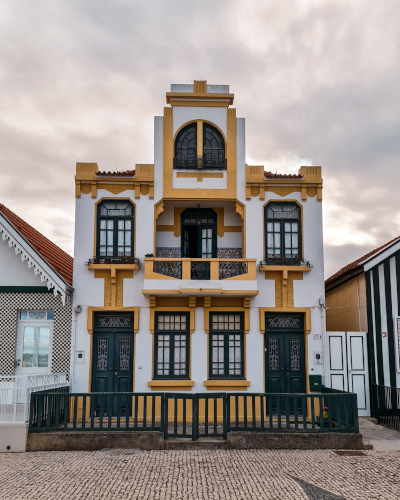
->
[264, 171, 303, 179]
[0, 204, 73, 285]
[325, 236, 400, 286]
[96, 170, 135, 177]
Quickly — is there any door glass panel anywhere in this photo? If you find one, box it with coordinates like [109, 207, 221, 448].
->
[290, 338, 301, 371]
[119, 338, 130, 371]
[269, 338, 279, 371]
[22, 327, 50, 368]
[97, 338, 108, 371]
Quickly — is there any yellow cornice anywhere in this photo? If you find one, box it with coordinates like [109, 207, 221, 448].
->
[245, 165, 323, 201]
[75, 163, 154, 199]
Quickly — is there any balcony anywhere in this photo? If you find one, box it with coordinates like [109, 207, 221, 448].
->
[143, 258, 258, 296]
[173, 155, 227, 170]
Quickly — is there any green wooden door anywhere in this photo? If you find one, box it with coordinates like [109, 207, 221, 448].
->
[264, 314, 306, 395]
[92, 314, 134, 416]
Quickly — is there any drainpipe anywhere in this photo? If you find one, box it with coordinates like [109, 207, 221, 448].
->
[70, 305, 82, 391]
[319, 297, 327, 387]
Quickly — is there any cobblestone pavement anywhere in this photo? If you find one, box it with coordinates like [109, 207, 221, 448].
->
[1, 449, 400, 500]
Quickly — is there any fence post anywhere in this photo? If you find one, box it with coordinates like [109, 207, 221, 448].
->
[352, 394, 359, 433]
[222, 394, 227, 440]
[192, 395, 198, 441]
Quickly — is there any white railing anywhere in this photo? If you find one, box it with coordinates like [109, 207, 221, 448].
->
[0, 373, 69, 424]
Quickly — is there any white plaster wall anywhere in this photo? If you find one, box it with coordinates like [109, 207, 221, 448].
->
[0, 239, 47, 287]
[173, 171, 227, 190]
[173, 107, 227, 139]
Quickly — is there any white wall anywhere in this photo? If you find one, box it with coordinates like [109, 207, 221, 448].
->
[0, 238, 47, 287]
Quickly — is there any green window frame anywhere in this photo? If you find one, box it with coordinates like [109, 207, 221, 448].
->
[209, 313, 244, 379]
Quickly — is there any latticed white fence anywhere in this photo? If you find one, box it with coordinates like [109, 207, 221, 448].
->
[0, 373, 68, 423]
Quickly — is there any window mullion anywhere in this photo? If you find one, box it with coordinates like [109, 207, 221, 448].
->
[224, 332, 229, 378]
[197, 120, 203, 157]
[169, 334, 174, 378]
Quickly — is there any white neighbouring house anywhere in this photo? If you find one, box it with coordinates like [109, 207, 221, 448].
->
[71, 81, 326, 399]
[0, 204, 73, 451]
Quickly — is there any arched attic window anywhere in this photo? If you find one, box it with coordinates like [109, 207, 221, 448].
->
[203, 123, 226, 169]
[174, 123, 197, 169]
[173, 122, 226, 169]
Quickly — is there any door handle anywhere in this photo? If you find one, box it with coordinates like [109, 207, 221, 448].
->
[15, 359, 21, 368]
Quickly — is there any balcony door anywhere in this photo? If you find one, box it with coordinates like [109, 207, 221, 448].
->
[181, 208, 217, 259]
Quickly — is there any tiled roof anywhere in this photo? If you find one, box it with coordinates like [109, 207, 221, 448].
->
[264, 171, 303, 179]
[96, 170, 135, 177]
[325, 236, 400, 286]
[0, 204, 73, 285]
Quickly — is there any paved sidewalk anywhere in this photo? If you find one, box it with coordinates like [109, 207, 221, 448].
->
[359, 417, 400, 451]
[1, 449, 400, 499]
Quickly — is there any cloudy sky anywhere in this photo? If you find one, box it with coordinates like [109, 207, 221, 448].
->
[1, 0, 399, 278]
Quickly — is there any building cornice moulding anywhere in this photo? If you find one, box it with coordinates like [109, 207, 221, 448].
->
[0, 215, 72, 305]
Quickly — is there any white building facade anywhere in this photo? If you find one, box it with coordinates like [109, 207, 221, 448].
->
[72, 81, 325, 397]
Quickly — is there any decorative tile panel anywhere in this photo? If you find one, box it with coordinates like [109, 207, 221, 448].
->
[156, 248, 181, 258]
[217, 248, 242, 259]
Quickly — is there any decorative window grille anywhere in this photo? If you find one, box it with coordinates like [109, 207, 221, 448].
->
[209, 313, 244, 378]
[97, 315, 132, 329]
[265, 202, 301, 262]
[119, 338, 130, 371]
[290, 338, 301, 371]
[269, 338, 279, 371]
[267, 317, 300, 329]
[154, 313, 189, 379]
[20, 311, 54, 321]
[97, 339, 108, 371]
[97, 200, 134, 258]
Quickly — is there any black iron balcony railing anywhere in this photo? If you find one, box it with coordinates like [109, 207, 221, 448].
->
[259, 258, 312, 267]
[173, 156, 227, 170]
[86, 256, 141, 266]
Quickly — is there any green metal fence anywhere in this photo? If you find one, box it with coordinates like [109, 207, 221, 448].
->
[29, 388, 359, 436]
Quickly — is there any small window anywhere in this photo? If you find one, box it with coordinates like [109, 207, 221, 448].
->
[97, 200, 134, 257]
[154, 313, 190, 379]
[209, 313, 244, 379]
[265, 203, 301, 263]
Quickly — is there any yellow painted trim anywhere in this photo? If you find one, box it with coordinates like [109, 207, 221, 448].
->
[142, 289, 259, 297]
[148, 380, 194, 391]
[149, 307, 195, 334]
[258, 307, 311, 334]
[93, 197, 137, 261]
[87, 308, 138, 397]
[87, 306, 140, 334]
[204, 380, 250, 391]
[92, 265, 135, 307]
[245, 165, 323, 202]
[163, 105, 237, 200]
[176, 172, 224, 182]
[197, 120, 203, 156]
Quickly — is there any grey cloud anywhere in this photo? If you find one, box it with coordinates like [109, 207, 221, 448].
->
[0, 0, 399, 277]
